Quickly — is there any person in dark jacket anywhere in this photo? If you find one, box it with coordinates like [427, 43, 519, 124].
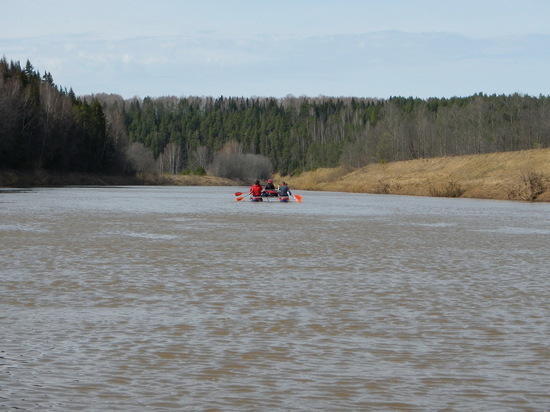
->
[262, 179, 277, 197]
[264, 179, 276, 190]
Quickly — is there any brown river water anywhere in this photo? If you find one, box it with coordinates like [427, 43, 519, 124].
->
[1, 186, 549, 411]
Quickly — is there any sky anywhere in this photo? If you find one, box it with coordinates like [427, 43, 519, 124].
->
[1, 0, 550, 99]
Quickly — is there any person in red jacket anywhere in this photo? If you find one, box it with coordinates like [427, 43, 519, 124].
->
[249, 180, 263, 201]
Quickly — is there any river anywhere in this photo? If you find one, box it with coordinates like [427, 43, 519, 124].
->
[1, 186, 549, 411]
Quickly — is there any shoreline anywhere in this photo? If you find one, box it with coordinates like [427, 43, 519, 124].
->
[2, 148, 549, 202]
[0, 170, 239, 188]
[283, 148, 550, 202]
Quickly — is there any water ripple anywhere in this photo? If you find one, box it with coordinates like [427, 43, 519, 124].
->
[1, 187, 549, 411]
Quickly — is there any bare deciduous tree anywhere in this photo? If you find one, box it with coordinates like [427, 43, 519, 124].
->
[160, 142, 181, 174]
[125, 142, 156, 174]
[192, 145, 211, 170]
[209, 141, 272, 181]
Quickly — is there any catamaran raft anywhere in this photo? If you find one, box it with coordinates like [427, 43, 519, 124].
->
[235, 179, 302, 202]
[234, 190, 303, 203]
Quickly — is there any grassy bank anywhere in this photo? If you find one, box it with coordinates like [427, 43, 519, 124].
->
[280, 148, 550, 202]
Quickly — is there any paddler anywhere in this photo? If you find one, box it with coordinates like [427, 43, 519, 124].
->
[278, 181, 292, 199]
[249, 180, 263, 201]
[263, 179, 277, 197]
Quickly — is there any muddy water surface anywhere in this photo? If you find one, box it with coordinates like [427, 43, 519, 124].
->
[1, 186, 549, 411]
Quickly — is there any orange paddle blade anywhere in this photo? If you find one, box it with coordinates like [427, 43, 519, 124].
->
[293, 194, 302, 203]
[236, 196, 244, 201]
[234, 192, 244, 196]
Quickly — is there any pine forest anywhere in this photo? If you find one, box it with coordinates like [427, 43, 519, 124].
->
[2, 58, 550, 181]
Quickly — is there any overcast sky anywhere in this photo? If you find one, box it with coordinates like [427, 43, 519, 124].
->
[2, 0, 549, 99]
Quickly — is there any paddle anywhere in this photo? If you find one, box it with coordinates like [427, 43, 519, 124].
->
[236, 196, 245, 201]
[234, 192, 244, 196]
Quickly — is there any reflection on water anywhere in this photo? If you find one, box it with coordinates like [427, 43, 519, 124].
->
[1, 186, 549, 411]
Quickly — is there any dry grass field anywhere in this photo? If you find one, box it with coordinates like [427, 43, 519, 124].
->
[279, 148, 550, 202]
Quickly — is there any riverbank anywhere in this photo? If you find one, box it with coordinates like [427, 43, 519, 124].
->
[282, 148, 550, 202]
[0, 169, 238, 188]
[2, 148, 549, 201]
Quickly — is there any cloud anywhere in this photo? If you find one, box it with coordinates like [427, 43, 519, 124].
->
[2, 31, 549, 98]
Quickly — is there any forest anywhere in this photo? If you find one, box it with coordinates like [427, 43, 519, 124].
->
[2, 57, 550, 181]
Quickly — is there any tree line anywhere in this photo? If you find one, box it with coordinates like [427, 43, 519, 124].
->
[0, 58, 122, 174]
[2, 58, 549, 180]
